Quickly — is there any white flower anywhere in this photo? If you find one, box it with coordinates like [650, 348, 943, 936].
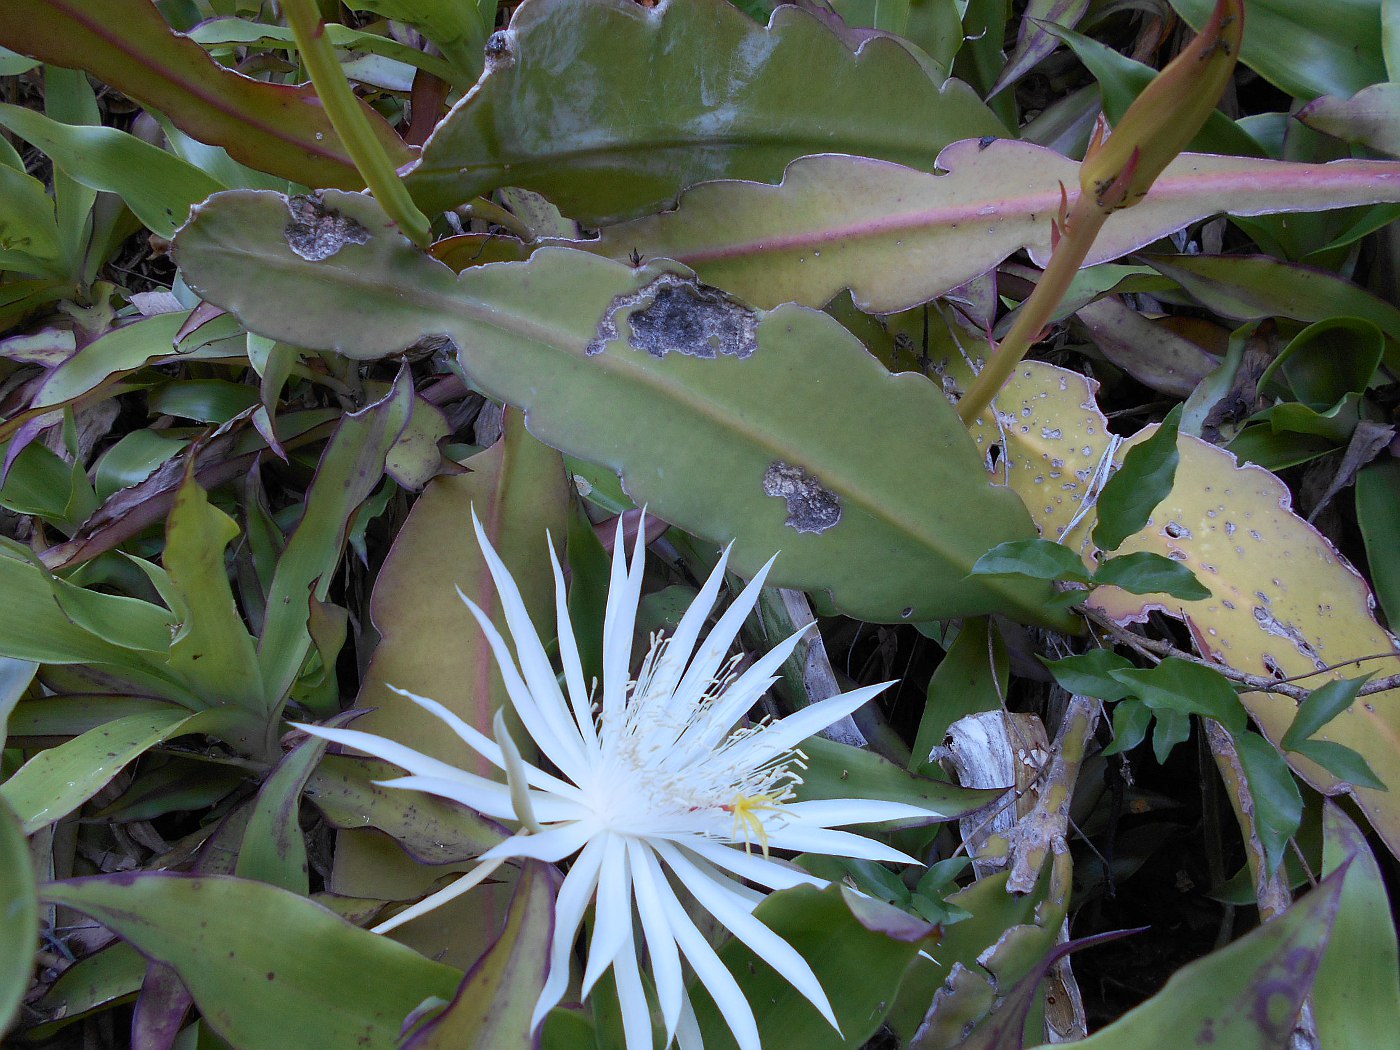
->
[298, 512, 941, 1050]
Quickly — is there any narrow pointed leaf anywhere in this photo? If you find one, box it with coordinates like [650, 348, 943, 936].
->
[0, 798, 36, 1037]
[175, 189, 1066, 626]
[1093, 406, 1182, 552]
[0, 0, 410, 188]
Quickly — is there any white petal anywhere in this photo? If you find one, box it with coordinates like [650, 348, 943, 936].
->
[643, 543, 732, 702]
[683, 626, 808, 752]
[642, 847, 762, 1050]
[581, 834, 631, 997]
[678, 838, 828, 893]
[480, 821, 596, 863]
[550, 540, 600, 750]
[760, 823, 919, 864]
[457, 593, 588, 781]
[727, 682, 894, 767]
[470, 512, 586, 766]
[672, 554, 778, 705]
[601, 515, 647, 724]
[533, 836, 606, 1030]
[627, 839, 684, 1045]
[656, 842, 838, 1031]
[293, 723, 484, 784]
[675, 991, 704, 1050]
[781, 798, 945, 826]
[373, 775, 583, 823]
[383, 687, 581, 798]
[611, 917, 655, 1050]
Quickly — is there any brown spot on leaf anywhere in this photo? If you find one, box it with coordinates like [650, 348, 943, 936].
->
[588, 273, 758, 359]
[284, 194, 371, 262]
[763, 461, 842, 534]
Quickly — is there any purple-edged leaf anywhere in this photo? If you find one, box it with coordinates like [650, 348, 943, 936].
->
[988, 0, 1090, 97]
[42, 873, 462, 1050]
[1299, 84, 1400, 157]
[130, 963, 192, 1050]
[403, 861, 559, 1050]
[0, 0, 411, 188]
[1025, 862, 1349, 1049]
[586, 143, 1400, 313]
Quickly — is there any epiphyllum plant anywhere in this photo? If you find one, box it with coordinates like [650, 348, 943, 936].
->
[299, 512, 944, 1050]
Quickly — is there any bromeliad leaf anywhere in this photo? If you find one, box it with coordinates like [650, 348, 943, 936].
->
[174, 189, 1066, 626]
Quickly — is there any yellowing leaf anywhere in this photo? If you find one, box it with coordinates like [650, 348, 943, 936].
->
[1086, 434, 1400, 855]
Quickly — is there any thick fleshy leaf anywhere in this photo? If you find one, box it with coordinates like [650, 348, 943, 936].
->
[584, 144, 1400, 313]
[43, 873, 462, 1050]
[1085, 434, 1400, 856]
[405, 0, 1003, 222]
[0, 797, 36, 1037]
[0, 0, 411, 188]
[1169, 0, 1388, 99]
[1299, 83, 1400, 157]
[330, 412, 567, 969]
[174, 189, 1065, 626]
[402, 861, 559, 1049]
[1027, 862, 1348, 1049]
[693, 884, 940, 1050]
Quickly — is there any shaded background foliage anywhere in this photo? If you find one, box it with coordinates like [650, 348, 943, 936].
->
[0, 0, 1398, 1048]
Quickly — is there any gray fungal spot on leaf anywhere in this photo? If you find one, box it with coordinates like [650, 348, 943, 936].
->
[763, 461, 842, 534]
[588, 273, 758, 359]
[284, 194, 371, 262]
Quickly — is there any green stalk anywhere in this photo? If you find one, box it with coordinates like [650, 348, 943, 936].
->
[283, 0, 433, 248]
[956, 192, 1107, 426]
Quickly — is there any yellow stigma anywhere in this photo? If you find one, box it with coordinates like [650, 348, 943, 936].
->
[727, 791, 783, 857]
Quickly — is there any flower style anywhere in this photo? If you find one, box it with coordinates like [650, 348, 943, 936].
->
[298, 512, 942, 1050]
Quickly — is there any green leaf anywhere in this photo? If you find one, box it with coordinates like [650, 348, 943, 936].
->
[1356, 459, 1400, 627]
[693, 884, 940, 1050]
[340, 0, 489, 83]
[236, 720, 347, 893]
[163, 469, 265, 712]
[565, 504, 611, 688]
[1287, 740, 1387, 792]
[970, 538, 1092, 583]
[0, 709, 214, 834]
[1234, 732, 1305, 874]
[0, 797, 37, 1037]
[175, 189, 1064, 627]
[1169, 0, 1387, 99]
[1041, 649, 1135, 701]
[910, 617, 1007, 777]
[1150, 706, 1191, 764]
[1092, 551, 1211, 600]
[1028, 860, 1346, 1049]
[24, 942, 146, 1041]
[1262, 318, 1386, 406]
[258, 372, 413, 706]
[303, 755, 504, 865]
[402, 861, 559, 1050]
[1102, 700, 1153, 756]
[405, 0, 1003, 222]
[0, 0, 409, 188]
[1282, 676, 1372, 748]
[798, 735, 998, 821]
[0, 162, 63, 276]
[1312, 805, 1400, 1050]
[42, 873, 462, 1050]
[1094, 406, 1182, 552]
[0, 103, 223, 238]
[1110, 658, 1247, 735]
